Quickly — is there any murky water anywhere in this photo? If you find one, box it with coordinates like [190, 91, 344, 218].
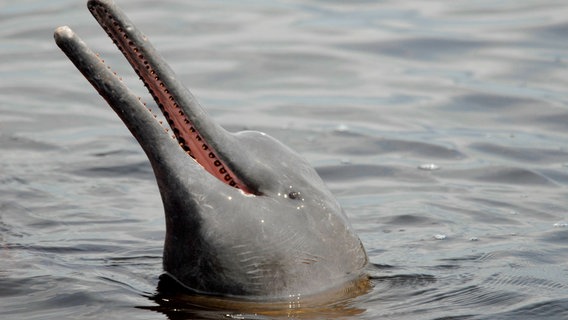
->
[1, 0, 568, 319]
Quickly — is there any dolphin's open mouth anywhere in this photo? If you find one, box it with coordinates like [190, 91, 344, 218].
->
[85, 0, 254, 194]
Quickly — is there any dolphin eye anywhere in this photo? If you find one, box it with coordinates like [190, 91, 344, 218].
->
[288, 191, 301, 200]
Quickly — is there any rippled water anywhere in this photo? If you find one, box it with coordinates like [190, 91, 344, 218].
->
[2, 0, 568, 319]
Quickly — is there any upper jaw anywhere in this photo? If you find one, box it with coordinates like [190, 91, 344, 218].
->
[80, 0, 258, 195]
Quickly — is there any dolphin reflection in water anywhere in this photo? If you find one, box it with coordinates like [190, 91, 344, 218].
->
[55, 0, 369, 306]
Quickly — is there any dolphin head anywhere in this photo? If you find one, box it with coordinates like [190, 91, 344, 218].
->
[55, 0, 368, 300]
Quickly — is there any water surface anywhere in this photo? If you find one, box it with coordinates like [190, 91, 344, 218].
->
[1, 0, 568, 319]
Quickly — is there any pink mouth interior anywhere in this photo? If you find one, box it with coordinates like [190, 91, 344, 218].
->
[91, 5, 254, 194]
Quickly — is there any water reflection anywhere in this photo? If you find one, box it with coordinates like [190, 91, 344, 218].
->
[141, 274, 370, 319]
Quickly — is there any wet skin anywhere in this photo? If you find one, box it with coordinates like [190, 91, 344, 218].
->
[54, 0, 368, 300]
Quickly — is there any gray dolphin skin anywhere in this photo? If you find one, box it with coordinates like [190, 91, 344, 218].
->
[54, 0, 368, 300]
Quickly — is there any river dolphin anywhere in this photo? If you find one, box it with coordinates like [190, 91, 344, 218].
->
[54, 0, 368, 301]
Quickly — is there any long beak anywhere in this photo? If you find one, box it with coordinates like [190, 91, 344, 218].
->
[56, 0, 255, 195]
